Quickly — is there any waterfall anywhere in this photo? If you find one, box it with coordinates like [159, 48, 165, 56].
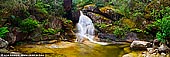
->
[76, 11, 108, 45]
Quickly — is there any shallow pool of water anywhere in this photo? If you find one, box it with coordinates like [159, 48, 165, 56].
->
[11, 41, 133, 57]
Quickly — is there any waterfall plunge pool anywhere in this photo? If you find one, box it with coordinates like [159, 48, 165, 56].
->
[10, 41, 141, 57]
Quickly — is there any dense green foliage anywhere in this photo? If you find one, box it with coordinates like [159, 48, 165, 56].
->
[34, 1, 49, 14]
[34, 0, 65, 16]
[146, 6, 170, 43]
[20, 18, 39, 33]
[0, 27, 9, 38]
[72, 0, 105, 11]
[113, 26, 126, 38]
[155, 16, 170, 43]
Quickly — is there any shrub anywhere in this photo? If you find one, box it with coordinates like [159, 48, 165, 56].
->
[154, 16, 170, 43]
[113, 25, 129, 38]
[34, 1, 49, 14]
[20, 18, 39, 33]
[42, 28, 63, 35]
[0, 27, 9, 38]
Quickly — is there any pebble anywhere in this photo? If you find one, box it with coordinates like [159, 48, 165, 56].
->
[161, 53, 166, 56]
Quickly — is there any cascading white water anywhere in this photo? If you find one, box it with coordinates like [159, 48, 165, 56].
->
[76, 11, 108, 45]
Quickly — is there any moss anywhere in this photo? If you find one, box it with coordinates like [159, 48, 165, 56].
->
[84, 4, 96, 10]
[99, 6, 115, 13]
[121, 18, 135, 28]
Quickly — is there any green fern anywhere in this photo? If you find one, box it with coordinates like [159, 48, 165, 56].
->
[0, 27, 9, 38]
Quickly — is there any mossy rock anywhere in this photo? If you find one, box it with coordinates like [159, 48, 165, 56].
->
[121, 18, 136, 28]
[83, 4, 123, 21]
[99, 6, 115, 14]
[99, 5, 123, 21]
[87, 12, 112, 24]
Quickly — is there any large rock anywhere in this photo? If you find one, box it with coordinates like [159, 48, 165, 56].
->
[99, 6, 123, 21]
[158, 44, 170, 53]
[0, 38, 8, 49]
[83, 5, 123, 21]
[130, 41, 152, 49]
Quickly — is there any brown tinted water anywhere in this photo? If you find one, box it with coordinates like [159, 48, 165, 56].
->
[11, 41, 135, 57]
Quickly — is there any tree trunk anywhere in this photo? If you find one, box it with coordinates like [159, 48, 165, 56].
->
[63, 0, 72, 20]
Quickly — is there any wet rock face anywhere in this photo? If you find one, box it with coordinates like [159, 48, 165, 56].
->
[0, 38, 8, 49]
[86, 12, 112, 24]
[98, 33, 116, 42]
[130, 41, 152, 50]
[125, 32, 139, 42]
